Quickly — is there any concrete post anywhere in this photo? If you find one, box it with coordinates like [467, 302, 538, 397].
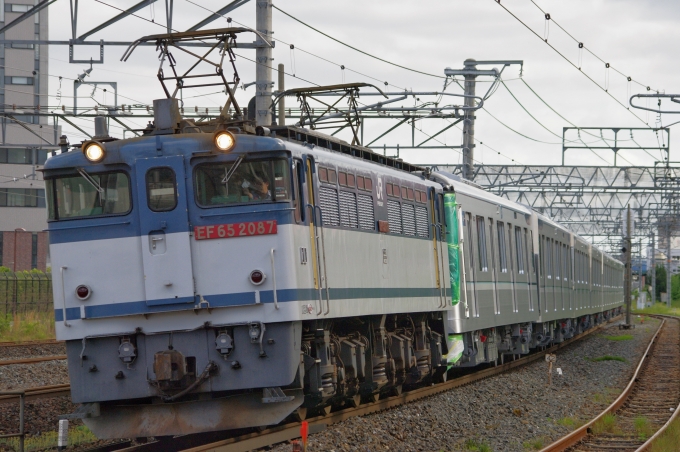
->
[667, 225, 672, 307]
[651, 232, 656, 303]
[278, 64, 285, 126]
[255, 0, 272, 126]
[462, 59, 477, 181]
[625, 206, 632, 326]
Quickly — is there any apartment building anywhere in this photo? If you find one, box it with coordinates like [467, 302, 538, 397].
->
[0, 1, 58, 271]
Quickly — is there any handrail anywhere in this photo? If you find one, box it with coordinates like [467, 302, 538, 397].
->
[270, 249, 278, 310]
[60, 266, 70, 327]
[306, 204, 323, 317]
[313, 205, 330, 315]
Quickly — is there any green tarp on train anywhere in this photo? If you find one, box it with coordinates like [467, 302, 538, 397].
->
[444, 192, 460, 306]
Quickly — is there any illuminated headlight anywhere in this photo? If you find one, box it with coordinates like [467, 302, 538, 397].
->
[82, 141, 106, 163]
[214, 130, 235, 152]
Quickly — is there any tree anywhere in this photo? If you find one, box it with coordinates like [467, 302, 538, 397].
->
[648, 265, 667, 301]
[672, 273, 680, 302]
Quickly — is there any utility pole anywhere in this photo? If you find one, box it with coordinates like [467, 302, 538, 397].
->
[651, 232, 656, 303]
[277, 63, 285, 126]
[624, 206, 632, 327]
[639, 237, 643, 301]
[444, 59, 523, 181]
[255, 0, 273, 127]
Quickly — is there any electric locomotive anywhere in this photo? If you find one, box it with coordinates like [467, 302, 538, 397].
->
[47, 30, 623, 440]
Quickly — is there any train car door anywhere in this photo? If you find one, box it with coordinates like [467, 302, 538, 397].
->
[305, 156, 330, 315]
[135, 156, 195, 306]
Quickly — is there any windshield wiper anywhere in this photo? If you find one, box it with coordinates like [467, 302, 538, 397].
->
[221, 153, 247, 185]
[77, 168, 105, 205]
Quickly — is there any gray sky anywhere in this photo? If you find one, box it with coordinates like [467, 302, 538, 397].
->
[47, 0, 680, 167]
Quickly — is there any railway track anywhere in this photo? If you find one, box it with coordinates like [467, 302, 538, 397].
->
[0, 355, 66, 366]
[0, 339, 61, 347]
[541, 315, 680, 452]
[76, 315, 624, 452]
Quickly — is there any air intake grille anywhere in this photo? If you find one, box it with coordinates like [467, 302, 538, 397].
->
[319, 187, 339, 226]
[339, 191, 358, 228]
[402, 203, 416, 236]
[357, 194, 375, 230]
[415, 206, 429, 238]
[387, 200, 402, 234]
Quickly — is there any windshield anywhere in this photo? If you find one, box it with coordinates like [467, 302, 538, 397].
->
[194, 158, 290, 207]
[46, 171, 131, 220]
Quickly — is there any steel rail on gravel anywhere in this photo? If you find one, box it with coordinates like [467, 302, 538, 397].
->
[174, 315, 623, 452]
[539, 315, 671, 452]
[0, 355, 67, 366]
[0, 384, 70, 404]
[0, 339, 61, 347]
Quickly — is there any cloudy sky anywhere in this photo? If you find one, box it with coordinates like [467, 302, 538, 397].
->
[46, 0, 680, 168]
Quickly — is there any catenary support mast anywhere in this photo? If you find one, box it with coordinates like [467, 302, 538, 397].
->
[255, 0, 272, 126]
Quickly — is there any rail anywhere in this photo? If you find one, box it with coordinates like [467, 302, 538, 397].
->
[0, 391, 25, 452]
[0, 355, 66, 366]
[539, 315, 670, 452]
[0, 384, 70, 405]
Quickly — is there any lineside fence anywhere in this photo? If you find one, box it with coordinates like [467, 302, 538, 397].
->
[0, 271, 53, 316]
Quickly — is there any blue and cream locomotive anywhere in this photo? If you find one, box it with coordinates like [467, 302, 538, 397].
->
[47, 96, 623, 438]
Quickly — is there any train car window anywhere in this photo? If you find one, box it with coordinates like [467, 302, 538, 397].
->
[318, 167, 328, 183]
[365, 178, 373, 191]
[357, 193, 375, 230]
[563, 245, 568, 282]
[476, 216, 488, 272]
[357, 176, 365, 190]
[328, 169, 337, 184]
[194, 158, 290, 207]
[339, 191, 359, 228]
[497, 221, 507, 272]
[387, 200, 402, 234]
[47, 171, 131, 220]
[347, 173, 355, 188]
[545, 237, 552, 279]
[146, 167, 177, 212]
[401, 186, 408, 199]
[515, 227, 525, 274]
[407, 188, 414, 201]
[338, 172, 347, 186]
[386, 183, 393, 196]
[554, 241, 560, 280]
[507, 223, 515, 272]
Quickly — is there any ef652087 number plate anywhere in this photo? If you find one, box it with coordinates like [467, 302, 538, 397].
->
[194, 220, 277, 240]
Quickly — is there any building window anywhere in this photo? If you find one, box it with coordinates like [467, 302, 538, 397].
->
[31, 233, 38, 269]
[0, 188, 45, 207]
[6, 4, 33, 13]
[0, 148, 48, 164]
[10, 43, 34, 50]
[5, 76, 34, 85]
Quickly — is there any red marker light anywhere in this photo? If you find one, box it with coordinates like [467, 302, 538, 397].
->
[76, 285, 91, 300]
[249, 270, 265, 285]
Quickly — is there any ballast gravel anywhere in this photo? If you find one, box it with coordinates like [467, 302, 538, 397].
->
[0, 342, 65, 361]
[270, 317, 658, 452]
[0, 359, 69, 391]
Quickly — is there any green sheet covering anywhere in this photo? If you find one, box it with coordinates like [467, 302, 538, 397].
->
[444, 192, 460, 306]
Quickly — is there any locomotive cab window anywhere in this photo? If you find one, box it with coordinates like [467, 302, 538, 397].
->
[146, 167, 177, 212]
[194, 158, 290, 207]
[45, 171, 132, 220]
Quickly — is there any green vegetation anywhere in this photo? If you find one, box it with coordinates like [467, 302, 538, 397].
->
[556, 416, 584, 430]
[586, 355, 627, 363]
[650, 412, 680, 452]
[634, 299, 680, 317]
[592, 413, 619, 435]
[601, 334, 634, 341]
[522, 437, 545, 450]
[0, 310, 55, 342]
[0, 425, 98, 451]
[634, 416, 653, 441]
[464, 438, 492, 452]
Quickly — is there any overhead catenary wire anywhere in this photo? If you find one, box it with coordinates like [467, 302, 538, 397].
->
[493, 0, 652, 127]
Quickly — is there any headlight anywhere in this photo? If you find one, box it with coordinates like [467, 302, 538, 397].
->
[82, 141, 106, 162]
[214, 130, 235, 152]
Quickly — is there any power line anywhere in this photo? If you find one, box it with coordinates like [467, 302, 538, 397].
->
[272, 5, 446, 80]
[493, 0, 651, 127]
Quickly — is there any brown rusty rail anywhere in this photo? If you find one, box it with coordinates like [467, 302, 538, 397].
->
[0, 355, 67, 366]
[0, 384, 70, 404]
[0, 339, 61, 347]
[540, 315, 679, 452]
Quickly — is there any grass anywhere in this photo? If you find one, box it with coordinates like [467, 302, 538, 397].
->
[633, 299, 680, 317]
[650, 412, 680, 452]
[592, 413, 619, 435]
[0, 425, 98, 451]
[634, 416, 653, 441]
[522, 437, 545, 450]
[0, 310, 55, 342]
[464, 438, 492, 452]
[601, 334, 634, 341]
[586, 355, 627, 363]
[556, 416, 584, 430]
